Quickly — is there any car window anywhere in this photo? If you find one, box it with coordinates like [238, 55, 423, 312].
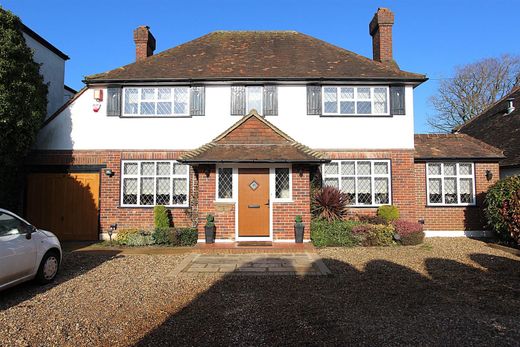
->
[0, 212, 26, 236]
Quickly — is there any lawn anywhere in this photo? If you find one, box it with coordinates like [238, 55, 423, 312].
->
[1, 238, 519, 346]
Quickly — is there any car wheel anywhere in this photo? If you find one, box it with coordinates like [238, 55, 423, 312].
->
[36, 251, 60, 284]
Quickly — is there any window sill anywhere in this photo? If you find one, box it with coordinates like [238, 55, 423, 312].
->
[425, 204, 478, 208]
[273, 199, 294, 203]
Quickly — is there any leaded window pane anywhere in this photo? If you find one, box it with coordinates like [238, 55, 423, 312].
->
[444, 163, 456, 176]
[141, 88, 155, 100]
[428, 178, 442, 203]
[460, 178, 474, 204]
[157, 102, 172, 115]
[247, 86, 262, 113]
[374, 162, 389, 175]
[158, 88, 171, 100]
[172, 163, 187, 175]
[374, 177, 389, 204]
[428, 163, 441, 175]
[374, 87, 387, 114]
[340, 101, 355, 114]
[156, 178, 171, 205]
[341, 161, 355, 175]
[157, 162, 171, 176]
[174, 87, 189, 114]
[140, 178, 155, 205]
[444, 178, 457, 204]
[357, 101, 372, 114]
[357, 87, 371, 99]
[459, 163, 472, 175]
[141, 162, 155, 176]
[324, 178, 339, 189]
[124, 162, 138, 175]
[124, 88, 138, 114]
[218, 168, 233, 199]
[324, 162, 339, 175]
[140, 102, 155, 115]
[357, 177, 372, 205]
[340, 87, 354, 99]
[123, 178, 137, 204]
[341, 177, 356, 205]
[172, 178, 188, 205]
[275, 168, 290, 199]
[323, 87, 337, 113]
[357, 161, 371, 175]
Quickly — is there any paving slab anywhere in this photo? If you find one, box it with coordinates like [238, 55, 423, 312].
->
[174, 253, 331, 276]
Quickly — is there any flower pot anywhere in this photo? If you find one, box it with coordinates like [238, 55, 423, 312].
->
[294, 223, 304, 243]
[204, 225, 216, 243]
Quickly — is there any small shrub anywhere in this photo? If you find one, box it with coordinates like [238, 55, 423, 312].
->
[154, 205, 171, 229]
[311, 186, 350, 221]
[125, 231, 154, 246]
[352, 224, 395, 246]
[115, 228, 140, 245]
[485, 176, 520, 242]
[357, 214, 388, 225]
[311, 219, 360, 247]
[295, 215, 303, 223]
[377, 205, 400, 223]
[393, 220, 425, 246]
[206, 214, 215, 227]
[177, 227, 198, 246]
[152, 227, 174, 245]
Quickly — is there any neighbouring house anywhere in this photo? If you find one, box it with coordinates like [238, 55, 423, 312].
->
[456, 86, 520, 178]
[20, 21, 74, 117]
[25, 8, 503, 242]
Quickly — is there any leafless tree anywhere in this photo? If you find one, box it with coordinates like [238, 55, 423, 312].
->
[428, 54, 520, 133]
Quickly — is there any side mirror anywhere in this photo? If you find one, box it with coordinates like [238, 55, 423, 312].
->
[25, 225, 36, 239]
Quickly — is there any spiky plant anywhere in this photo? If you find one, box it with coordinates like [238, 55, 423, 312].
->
[311, 186, 350, 221]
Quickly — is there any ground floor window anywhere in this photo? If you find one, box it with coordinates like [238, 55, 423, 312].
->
[275, 168, 291, 199]
[426, 162, 475, 205]
[217, 167, 233, 200]
[322, 160, 391, 206]
[121, 160, 189, 207]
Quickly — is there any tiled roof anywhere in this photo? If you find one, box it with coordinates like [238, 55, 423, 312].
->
[86, 31, 426, 82]
[457, 86, 520, 167]
[414, 134, 504, 161]
[179, 110, 328, 163]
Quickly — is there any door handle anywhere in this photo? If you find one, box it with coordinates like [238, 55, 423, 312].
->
[248, 205, 260, 208]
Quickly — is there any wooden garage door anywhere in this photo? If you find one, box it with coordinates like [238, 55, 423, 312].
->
[26, 173, 100, 241]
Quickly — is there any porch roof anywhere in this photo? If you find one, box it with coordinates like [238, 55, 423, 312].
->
[179, 110, 329, 164]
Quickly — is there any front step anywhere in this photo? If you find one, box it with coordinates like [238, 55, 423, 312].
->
[236, 241, 273, 247]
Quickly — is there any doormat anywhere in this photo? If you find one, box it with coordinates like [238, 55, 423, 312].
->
[237, 241, 273, 247]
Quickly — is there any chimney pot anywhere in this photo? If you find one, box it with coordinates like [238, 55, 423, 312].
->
[369, 8, 397, 68]
[133, 26, 156, 62]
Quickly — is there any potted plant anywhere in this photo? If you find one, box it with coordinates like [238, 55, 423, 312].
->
[294, 215, 304, 243]
[204, 214, 216, 243]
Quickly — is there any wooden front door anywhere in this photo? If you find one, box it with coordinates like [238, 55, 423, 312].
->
[25, 173, 100, 241]
[238, 168, 270, 237]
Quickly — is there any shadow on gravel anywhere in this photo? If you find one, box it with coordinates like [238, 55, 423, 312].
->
[137, 253, 520, 346]
[0, 251, 121, 310]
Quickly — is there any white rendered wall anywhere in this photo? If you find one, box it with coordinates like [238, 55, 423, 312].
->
[35, 85, 415, 151]
[23, 33, 66, 118]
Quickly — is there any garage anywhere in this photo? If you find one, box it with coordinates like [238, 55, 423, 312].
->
[25, 173, 100, 241]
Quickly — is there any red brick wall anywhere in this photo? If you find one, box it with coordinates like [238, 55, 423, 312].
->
[324, 150, 416, 220]
[272, 165, 311, 241]
[414, 162, 499, 231]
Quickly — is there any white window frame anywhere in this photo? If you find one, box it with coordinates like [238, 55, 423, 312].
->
[426, 162, 476, 206]
[122, 87, 190, 117]
[321, 86, 390, 116]
[246, 86, 263, 113]
[120, 160, 190, 207]
[322, 160, 392, 207]
[215, 166, 238, 202]
[272, 166, 293, 203]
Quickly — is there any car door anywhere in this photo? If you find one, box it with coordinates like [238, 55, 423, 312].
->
[0, 211, 37, 286]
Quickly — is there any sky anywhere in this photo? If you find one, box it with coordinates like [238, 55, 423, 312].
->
[2, 0, 519, 133]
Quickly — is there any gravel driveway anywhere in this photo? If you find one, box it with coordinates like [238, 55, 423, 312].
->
[1, 238, 520, 346]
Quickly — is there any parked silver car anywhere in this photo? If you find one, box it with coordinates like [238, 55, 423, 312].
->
[0, 208, 62, 291]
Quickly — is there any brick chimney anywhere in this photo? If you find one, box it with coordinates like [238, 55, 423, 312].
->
[133, 26, 156, 62]
[369, 8, 396, 68]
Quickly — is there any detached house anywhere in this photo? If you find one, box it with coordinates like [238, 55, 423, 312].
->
[26, 8, 503, 242]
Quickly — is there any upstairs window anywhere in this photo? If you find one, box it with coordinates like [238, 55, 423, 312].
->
[231, 85, 278, 116]
[426, 163, 475, 206]
[322, 86, 389, 116]
[123, 87, 190, 116]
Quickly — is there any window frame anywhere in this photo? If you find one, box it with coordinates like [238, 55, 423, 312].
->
[246, 86, 263, 114]
[322, 160, 392, 207]
[426, 162, 476, 206]
[273, 167, 292, 202]
[321, 86, 390, 116]
[122, 87, 190, 117]
[120, 160, 190, 208]
[215, 166, 237, 202]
